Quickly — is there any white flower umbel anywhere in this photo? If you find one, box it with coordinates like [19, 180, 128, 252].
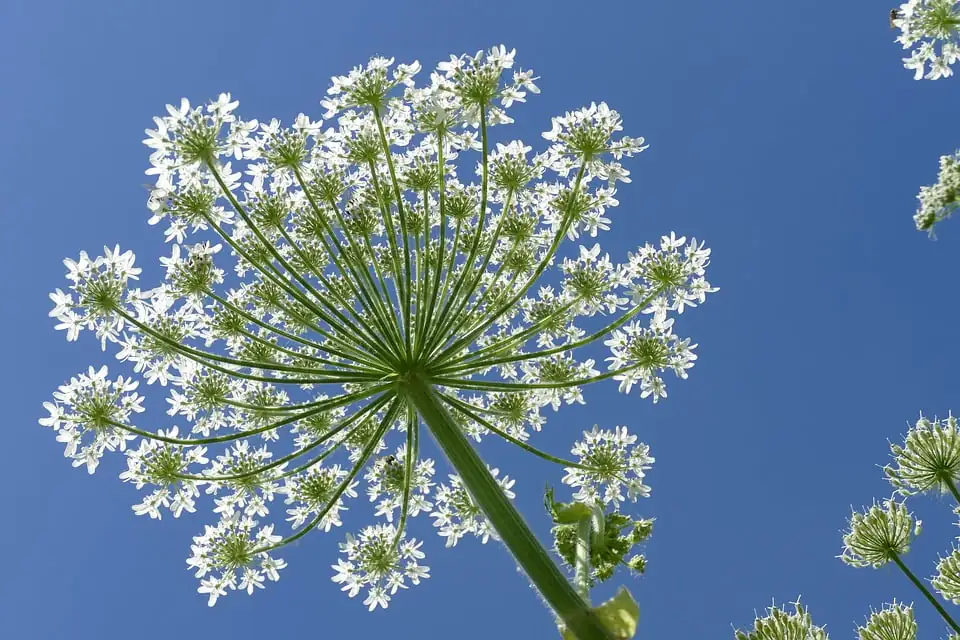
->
[893, 1, 960, 79]
[331, 523, 429, 611]
[40, 46, 716, 638]
[563, 425, 653, 507]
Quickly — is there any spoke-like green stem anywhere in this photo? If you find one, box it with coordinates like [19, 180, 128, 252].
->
[437, 391, 596, 471]
[392, 405, 418, 547]
[432, 362, 643, 392]
[252, 399, 400, 554]
[426, 189, 513, 356]
[366, 159, 411, 356]
[115, 308, 377, 384]
[372, 105, 414, 360]
[175, 394, 391, 482]
[103, 384, 389, 446]
[207, 162, 395, 364]
[417, 133, 447, 360]
[199, 209, 390, 368]
[206, 290, 369, 370]
[292, 167, 406, 355]
[892, 554, 960, 635]
[437, 163, 587, 356]
[421, 109, 491, 356]
[438, 285, 667, 377]
[401, 374, 614, 640]
[272, 220, 398, 354]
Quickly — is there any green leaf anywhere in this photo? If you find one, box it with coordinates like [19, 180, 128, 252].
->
[554, 502, 593, 524]
[544, 485, 593, 524]
[560, 587, 640, 640]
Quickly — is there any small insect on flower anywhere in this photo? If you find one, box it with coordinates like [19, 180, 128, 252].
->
[890, 8, 902, 28]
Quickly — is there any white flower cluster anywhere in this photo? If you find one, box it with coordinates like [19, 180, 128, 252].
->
[913, 150, 960, 233]
[187, 515, 287, 606]
[39, 365, 142, 473]
[119, 426, 207, 518]
[894, 0, 960, 80]
[431, 467, 516, 547]
[364, 445, 435, 522]
[563, 425, 654, 507]
[331, 524, 429, 610]
[49, 246, 141, 346]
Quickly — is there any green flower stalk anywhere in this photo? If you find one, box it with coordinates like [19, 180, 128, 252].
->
[39, 46, 716, 637]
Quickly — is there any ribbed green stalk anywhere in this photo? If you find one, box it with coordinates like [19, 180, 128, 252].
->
[401, 374, 614, 640]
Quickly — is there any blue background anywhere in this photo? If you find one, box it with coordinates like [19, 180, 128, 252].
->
[3, 0, 960, 638]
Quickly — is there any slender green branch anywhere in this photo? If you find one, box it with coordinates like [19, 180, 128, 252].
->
[392, 404, 417, 547]
[372, 105, 414, 360]
[436, 391, 595, 471]
[892, 554, 960, 635]
[252, 399, 400, 554]
[198, 205, 392, 368]
[437, 286, 667, 376]
[421, 108, 491, 355]
[102, 384, 390, 446]
[431, 362, 644, 392]
[434, 162, 587, 357]
[115, 308, 378, 384]
[174, 394, 392, 481]
[207, 161, 396, 364]
[292, 167, 406, 355]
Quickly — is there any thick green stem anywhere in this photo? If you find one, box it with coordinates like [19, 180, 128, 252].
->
[401, 375, 614, 640]
[892, 554, 960, 635]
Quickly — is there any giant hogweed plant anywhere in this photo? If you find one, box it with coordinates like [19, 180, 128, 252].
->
[39, 46, 716, 639]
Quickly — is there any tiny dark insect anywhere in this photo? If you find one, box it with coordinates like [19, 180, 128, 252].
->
[890, 8, 902, 28]
[384, 455, 399, 466]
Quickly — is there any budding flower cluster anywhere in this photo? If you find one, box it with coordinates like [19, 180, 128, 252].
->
[840, 498, 918, 568]
[886, 413, 960, 495]
[857, 602, 917, 640]
[734, 600, 829, 640]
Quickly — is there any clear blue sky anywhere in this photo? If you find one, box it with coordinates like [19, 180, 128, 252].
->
[3, 0, 960, 638]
